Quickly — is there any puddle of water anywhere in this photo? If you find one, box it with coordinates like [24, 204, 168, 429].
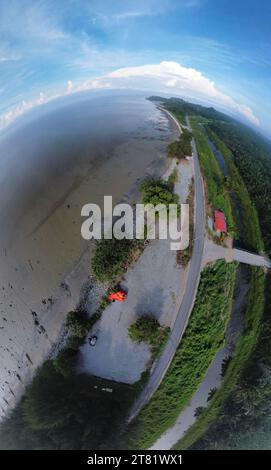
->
[207, 136, 229, 177]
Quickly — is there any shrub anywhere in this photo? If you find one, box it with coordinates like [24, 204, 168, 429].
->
[65, 310, 91, 338]
[129, 315, 170, 358]
[168, 129, 192, 160]
[194, 407, 205, 418]
[207, 388, 217, 402]
[53, 348, 78, 378]
[92, 238, 135, 283]
[167, 168, 179, 190]
[22, 361, 69, 431]
[140, 178, 180, 209]
[5, 360, 136, 449]
[221, 355, 232, 377]
[67, 335, 86, 350]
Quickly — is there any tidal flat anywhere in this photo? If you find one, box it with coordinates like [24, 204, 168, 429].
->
[0, 93, 178, 416]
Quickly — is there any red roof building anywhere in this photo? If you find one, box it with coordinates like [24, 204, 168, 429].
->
[214, 210, 227, 233]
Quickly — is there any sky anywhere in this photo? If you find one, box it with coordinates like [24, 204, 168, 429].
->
[0, 0, 271, 136]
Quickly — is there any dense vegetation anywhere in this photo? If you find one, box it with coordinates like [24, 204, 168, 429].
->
[140, 177, 179, 208]
[190, 116, 235, 235]
[176, 268, 267, 450]
[65, 310, 92, 338]
[149, 96, 231, 124]
[168, 128, 192, 160]
[0, 361, 137, 450]
[53, 347, 78, 378]
[173, 110, 263, 252]
[209, 121, 271, 254]
[158, 97, 271, 450]
[129, 315, 170, 359]
[155, 95, 271, 252]
[124, 261, 237, 449]
[92, 238, 140, 283]
[189, 117, 260, 251]
[205, 128, 263, 252]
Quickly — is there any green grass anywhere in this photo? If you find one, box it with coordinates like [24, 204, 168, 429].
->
[207, 128, 263, 252]
[175, 266, 266, 450]
[124, 261, 237, 449]
[190, 116, 263, 253]
[190, 116, 235, 234]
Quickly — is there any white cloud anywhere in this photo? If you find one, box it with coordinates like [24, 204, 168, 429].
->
[108, 61, 260, 125]
[0, 79, 111, 129]
[0, 56, 20, 63]
[0, 61, 259, 130]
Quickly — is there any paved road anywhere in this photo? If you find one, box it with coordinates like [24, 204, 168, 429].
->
[232, 248, 271, 268]
[203, 237, 271, 269]
[128, 114, 206, 421]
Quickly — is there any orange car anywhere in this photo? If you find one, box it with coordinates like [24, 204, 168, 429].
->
[108, 290, 127, 302]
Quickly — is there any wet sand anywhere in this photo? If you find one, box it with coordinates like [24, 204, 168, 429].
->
[0, 94, 178, 417]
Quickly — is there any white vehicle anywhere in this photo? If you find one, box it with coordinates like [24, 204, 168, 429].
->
[88, 335, 98, 347]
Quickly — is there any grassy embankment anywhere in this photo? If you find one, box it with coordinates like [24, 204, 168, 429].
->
[147, 101, 269, 450]
[209, 120, 271, 255]
[175, 266, 266, 450]
[172, 116, 265, 450]
[123, 260, 237, 449]
[170, 118, 265, 449]
[124, 111, 265, 451]
[191, 116, 263, 252]
[196, 272, 271, 450]
[206, 127, 263, 252]
[190, 116, 235, 235]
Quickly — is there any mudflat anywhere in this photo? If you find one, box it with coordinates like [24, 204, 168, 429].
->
[0, 94, 178, 416]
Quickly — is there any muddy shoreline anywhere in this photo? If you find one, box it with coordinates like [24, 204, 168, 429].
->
[0, 96, 178, 419]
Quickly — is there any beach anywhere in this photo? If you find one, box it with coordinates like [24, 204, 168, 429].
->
[0, 94, 178, 417]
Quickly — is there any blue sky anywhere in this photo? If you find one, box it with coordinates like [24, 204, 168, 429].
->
[0, 0, 271, 135]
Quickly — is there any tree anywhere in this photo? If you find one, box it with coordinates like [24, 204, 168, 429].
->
[65, 311, 91, 338]
[129, 315, 170, 358]
[92, 238, 134, 283]
[53, 348, 78, 378]
[22, 361, 72, 431]
[168, 129, 192, 160]
[140, 178, 180, 210]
